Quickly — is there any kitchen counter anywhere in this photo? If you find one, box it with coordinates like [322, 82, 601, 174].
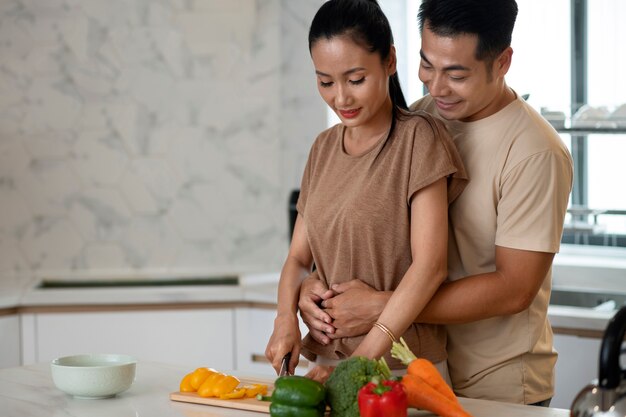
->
[0, 273, 281, 311]
[0, 271, 611, 410]
[0, 271, 615, 335]
[548, 304, 614, 333]
[0, 361, 569, 417]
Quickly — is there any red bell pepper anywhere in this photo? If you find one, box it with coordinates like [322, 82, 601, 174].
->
[358, 378, 408, 417]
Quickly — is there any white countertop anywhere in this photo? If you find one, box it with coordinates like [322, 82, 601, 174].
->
[0, 361, 569, 417]
[0, 269, 618, 332]
[548, 305, 615, 331]
[0, 272, 281, 309]
[552, 244, 626, 293]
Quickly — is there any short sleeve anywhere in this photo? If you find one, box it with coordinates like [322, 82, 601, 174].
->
[496, 150, 573, 253]
[407, 111, 469, 205]
[296, 149, 313, 216]
[296, 127, 330, 217]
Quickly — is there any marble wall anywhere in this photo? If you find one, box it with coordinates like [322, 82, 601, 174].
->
[0, 0, 325, 286]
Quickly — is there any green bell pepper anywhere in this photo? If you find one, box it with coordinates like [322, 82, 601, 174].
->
[264, 375, 326, 417]
[269, 402, 325, 417]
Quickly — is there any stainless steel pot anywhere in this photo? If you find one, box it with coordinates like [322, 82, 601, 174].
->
[570, 306, 626, 417]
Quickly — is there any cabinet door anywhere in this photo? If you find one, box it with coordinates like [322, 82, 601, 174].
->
[34, 309, 234, 369]
[0, 315, 21, 368]
[235, 307, 309, 376]
[552, 333, 601, 409]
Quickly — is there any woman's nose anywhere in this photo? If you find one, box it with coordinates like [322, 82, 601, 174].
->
[335, 84, 351, 107]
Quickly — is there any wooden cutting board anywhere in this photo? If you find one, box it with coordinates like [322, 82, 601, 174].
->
[169, 377, 274, 413]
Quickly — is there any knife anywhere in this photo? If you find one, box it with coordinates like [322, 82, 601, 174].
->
[279, 352, 292, 376]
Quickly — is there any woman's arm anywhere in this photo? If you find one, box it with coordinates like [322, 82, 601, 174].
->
[265, 214, 315, 375]
[351, 178, 449, 359]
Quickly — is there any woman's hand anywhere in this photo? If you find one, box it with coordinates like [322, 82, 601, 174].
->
[323, 280, 390, 339]
[298, 274, 336, 345]
[265, 313, 302, 375]
[305, 365, 335, 384]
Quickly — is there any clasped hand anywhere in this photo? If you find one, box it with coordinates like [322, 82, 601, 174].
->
[298, 276, 389, 345]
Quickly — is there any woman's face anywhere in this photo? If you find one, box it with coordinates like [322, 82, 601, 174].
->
[310, 35, 395, 129]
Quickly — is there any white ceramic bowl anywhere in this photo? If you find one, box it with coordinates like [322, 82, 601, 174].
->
[51, 354, 137, 399]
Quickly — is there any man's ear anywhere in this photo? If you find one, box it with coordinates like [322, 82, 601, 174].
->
[388, 45, 398, 75]
[496, 46, 513, 77]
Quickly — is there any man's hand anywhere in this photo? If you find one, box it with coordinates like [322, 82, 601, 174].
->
[298, 274, 336, 345]
[322, 280, 391, 339]
[305, 365, 334, 384]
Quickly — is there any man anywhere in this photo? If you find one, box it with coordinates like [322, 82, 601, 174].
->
[298, 0, 573, 406]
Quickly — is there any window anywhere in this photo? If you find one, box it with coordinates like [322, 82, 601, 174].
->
[584, 0, 626, 241]
[402, 0, 626, 248]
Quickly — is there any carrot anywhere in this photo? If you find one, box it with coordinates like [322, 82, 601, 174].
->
[408, 358, 457, 403]
[401, 374, 473, 417]
[390, 337, 457, 403]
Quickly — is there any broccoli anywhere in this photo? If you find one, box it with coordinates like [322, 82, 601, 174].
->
[324, 356, 392, 417]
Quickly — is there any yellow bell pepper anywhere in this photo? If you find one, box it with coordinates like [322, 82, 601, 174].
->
[179, 372, 195, 392]
[180, 367, 259, 400]
[220, 388, 247, 399]
[244, 384, 268, 398]
[214, 375, 240, 397]
[197, 372, 223, 397]
[189, 367, 216, 390]
[197, 373, 240, 398]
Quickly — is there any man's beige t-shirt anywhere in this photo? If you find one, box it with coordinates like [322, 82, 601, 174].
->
[297, 110, 467, 369]
[412, 94, 573, 404]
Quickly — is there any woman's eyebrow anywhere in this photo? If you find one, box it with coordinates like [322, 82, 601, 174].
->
[315, 67, 367, 77]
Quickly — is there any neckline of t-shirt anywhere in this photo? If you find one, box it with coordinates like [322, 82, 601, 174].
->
[446, 92, 523, 132]
[339, 124, 391, 158]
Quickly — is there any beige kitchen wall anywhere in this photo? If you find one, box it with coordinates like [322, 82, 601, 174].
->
[0, 0, 325, 286]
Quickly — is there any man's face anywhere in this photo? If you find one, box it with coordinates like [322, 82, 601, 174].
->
[418, 24, 509, 122]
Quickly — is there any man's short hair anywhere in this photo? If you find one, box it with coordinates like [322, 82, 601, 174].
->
[418, 0, 518, 63]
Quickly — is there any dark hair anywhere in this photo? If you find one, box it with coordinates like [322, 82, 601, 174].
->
[308, 0, 408, 117]
[418, 0, 518, 63]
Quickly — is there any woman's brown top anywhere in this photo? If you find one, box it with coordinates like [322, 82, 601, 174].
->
[297, 109, 468, 368]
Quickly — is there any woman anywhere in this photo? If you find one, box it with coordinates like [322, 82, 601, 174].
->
[265, 0, 467, 383]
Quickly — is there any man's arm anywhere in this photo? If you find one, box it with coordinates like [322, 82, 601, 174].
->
[417, 246, 554, 324]
[308, 245, 553, 339]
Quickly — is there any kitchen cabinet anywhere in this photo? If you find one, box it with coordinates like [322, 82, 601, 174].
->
[234, 306, 310, 376]
[20, 308, 235, 368]
[18, 304, 308, 374]
[0, 314, 21, 368]
[551, 333, 602, 409]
